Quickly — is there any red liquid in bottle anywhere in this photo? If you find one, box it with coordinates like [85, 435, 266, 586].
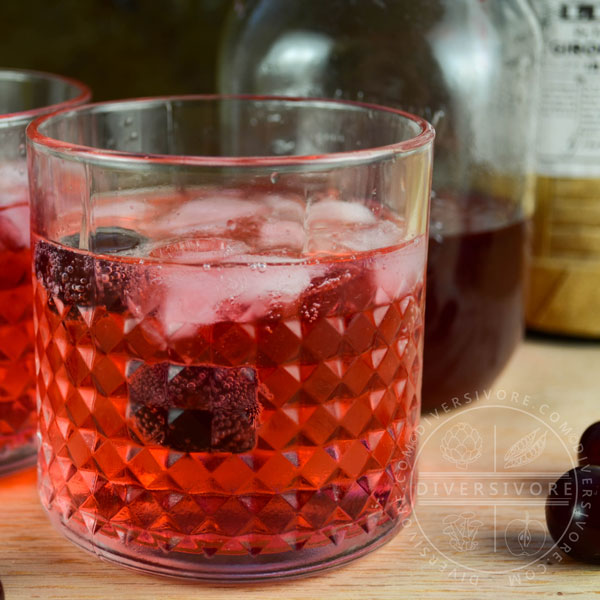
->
[422, 193, 528, 411]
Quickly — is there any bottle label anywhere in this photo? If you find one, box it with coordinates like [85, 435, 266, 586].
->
[535, 1, 600, 177]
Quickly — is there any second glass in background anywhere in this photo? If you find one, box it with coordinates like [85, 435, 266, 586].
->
[0, 68, 90, 475]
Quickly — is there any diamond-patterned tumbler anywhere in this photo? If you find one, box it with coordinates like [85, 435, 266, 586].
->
[27, 96, 433, 580]
[0, 69, 90, 476]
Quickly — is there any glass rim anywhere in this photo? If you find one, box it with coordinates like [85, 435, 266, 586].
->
[27, 94, 435, 168]
[0, 67, 91, 127]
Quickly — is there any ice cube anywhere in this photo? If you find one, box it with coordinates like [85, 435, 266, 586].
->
[304, 230, 348, 255]
[149, 236, 250, 264]
[307, 199, 377, 229]
[92, 189, 172, 233]
[306, 199, 383, 254]
[338, 220, 405, 252]
[144, 266, 223, 328]
[256, 219, 305, 255]
[306, 220, 404, 255]
[155, 258, 321, 327]
[125, 236, 246, 329]
[156, 194, 267, 239]
[260, 192, 306, 222]
[232, 263, 315, 321]
[374, 234, 427, 302]
[305, 196, 406, 255]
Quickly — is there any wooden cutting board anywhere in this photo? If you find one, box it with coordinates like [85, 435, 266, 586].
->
[1, 336, 599, 599]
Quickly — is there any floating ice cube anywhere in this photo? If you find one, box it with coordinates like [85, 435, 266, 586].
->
[135, 267, 221, 330]
[260, 192, 306, 222]
[306, 216, 405, 255]
[156, 259, 321, 327]
[156, 195, 267, 239]
[92, 190, 171, 230]
[374, 235, 427, 302]
[305, 199, 383, 254]
[340, 220, 405, 252]
[149, 236, 250, 264]
[220, 262, 318, 322]
[307, 199, 377, 229]
[256, 219, 305, 255]
[304, 230, 347, 255]
[241, 263, 315, 307]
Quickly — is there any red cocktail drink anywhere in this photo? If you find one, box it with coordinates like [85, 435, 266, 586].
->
[0, 182, 34, 467]
[28, 97, 433, 579]
[0, 69, 90, 475]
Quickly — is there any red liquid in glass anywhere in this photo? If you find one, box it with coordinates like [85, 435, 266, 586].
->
[0, 201, 36, 471]
[422, 193, 528, 411]
[34, 192, 425, 569]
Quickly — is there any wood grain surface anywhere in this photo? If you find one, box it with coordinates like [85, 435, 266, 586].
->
[1, 336, 599, 599]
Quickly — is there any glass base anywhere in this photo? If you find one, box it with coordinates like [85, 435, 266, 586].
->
[0, 442, 36, 477]
[48, 511, 407, 582]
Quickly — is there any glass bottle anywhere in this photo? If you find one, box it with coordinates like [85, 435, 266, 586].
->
[219, 0, 542, 411]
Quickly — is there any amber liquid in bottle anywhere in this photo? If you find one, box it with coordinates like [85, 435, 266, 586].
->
[526, 176, 600, 337]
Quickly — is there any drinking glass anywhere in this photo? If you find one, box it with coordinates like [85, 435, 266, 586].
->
[27, 96, 433, 580]
[0, 68, 90, 476]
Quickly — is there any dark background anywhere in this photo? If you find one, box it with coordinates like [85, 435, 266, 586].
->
[0, 0, 232, 100]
